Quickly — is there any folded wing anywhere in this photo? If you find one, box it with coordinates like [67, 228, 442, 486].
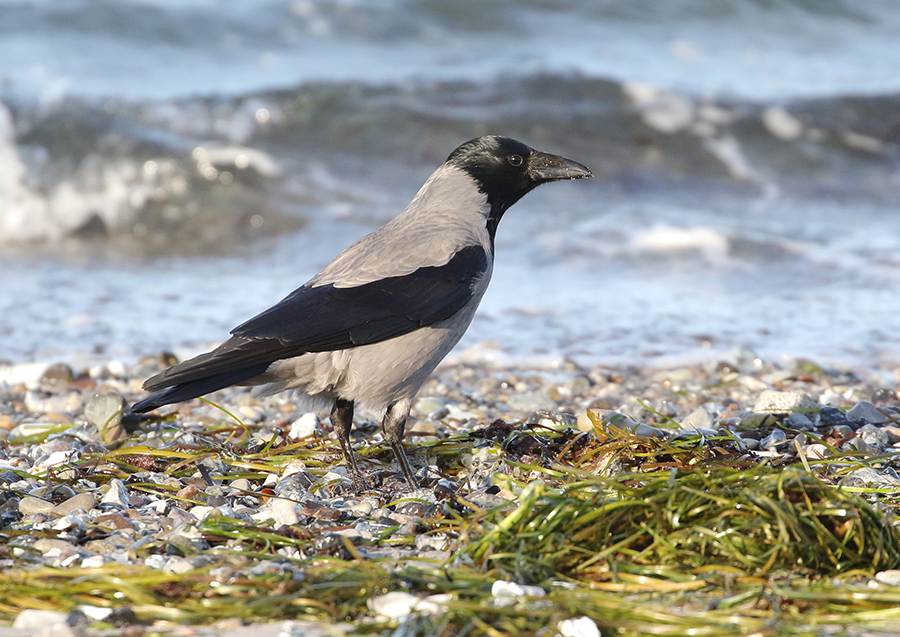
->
[133, 245, 488, 411]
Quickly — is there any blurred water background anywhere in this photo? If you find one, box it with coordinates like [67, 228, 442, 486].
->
[2, 0, 900, 371]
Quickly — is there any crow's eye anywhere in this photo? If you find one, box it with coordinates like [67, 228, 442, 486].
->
[508, 154, 523, 167]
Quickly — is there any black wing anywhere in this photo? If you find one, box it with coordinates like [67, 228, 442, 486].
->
[133, 245, 488, 411]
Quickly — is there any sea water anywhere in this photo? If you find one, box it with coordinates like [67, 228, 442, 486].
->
[2, 0, 900, 371]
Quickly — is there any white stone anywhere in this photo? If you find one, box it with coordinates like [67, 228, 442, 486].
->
[270, 498, 300, 527]
[101, 478, 130, 508]
[367, 591, 449, 621]
[13, 610, 68, 629]
[32, 450, 77, 475]
[875, 570, 900, 586]
[25, 391, 82, 414]
[491, 580, 546, 607]
[558, 616, 602, 637]
[753, 390, 819, 414]
[288, 413, 321, 440]
[803, 444, 831, 459]
[189, 505, 215, 522]
[162, 556, 195, 575]
[80, 555, 106, 569]
[74, 605, 113, 621]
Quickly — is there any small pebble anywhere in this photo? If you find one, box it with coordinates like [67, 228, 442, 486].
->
[19, 496, 54, 516]
[492, 580, 546, 607]
[754, 390, 819, 414]
[52, 493, 95, 517]
[288, 413, 320, 440]
[13, 609, 69, 630]
[367, 592, 448, 620]
[803, 443, 831, 459]
[848, 401, 889, 425]
[818, 406, 851, 427]
[760, 428, 787, 450]
[856, 424, 889, 448]
[101, 479, 130, 508]
[558, 616, 602, 637]
[784, 412, 814, 430]
[875, 570, 900, 586]
[681, 407, 715, 431]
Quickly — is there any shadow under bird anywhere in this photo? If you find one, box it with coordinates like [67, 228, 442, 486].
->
[132, 135, 592, 487]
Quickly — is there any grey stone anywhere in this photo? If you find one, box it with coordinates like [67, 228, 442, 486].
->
[618, 397, 652, 421]
[818, 406, 852, 428]
[39, 364, 74, 390]
[844, 437, 877, 455]
[166, 526, 208, 554]
[753, 390, 819, 414]
[760, 428, 787, 450]
[784, 412, 814, 430]
[275, 473, 315, 503]
[847, 400, 889, 425]
[588, 409, 639, 430]
[18, 496, 54, 517]
[740, 436, 760, 450]
[526, 410, 576, 430]
[739, 412, 777, 429]
[51, 493, 95, 517]
[857, 424, 889, 448]
[33, 538, 77, 556]
[83, 392, 126, 443]
[842, 467, 900, 488]
[230, 478, 252, 492]
[681, 407, 715, 431]
[85, 535, 131, 555]
[633, 423, 666, 438]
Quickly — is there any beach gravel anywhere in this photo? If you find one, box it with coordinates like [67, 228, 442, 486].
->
[3, 352, 900, 634]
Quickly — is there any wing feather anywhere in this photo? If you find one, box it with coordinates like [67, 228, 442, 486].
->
[139, 245, 488, 397]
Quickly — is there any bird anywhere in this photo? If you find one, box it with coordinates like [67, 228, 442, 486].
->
[132, 135, 592, 487]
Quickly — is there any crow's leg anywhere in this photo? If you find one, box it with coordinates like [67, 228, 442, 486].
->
[331, 399, 364, 486]
[382, 400, 418, 488]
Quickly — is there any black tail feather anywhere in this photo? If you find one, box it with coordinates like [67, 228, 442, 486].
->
[131, 363, 270, 413]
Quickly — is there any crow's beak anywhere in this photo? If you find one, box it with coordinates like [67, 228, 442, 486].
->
[528, 151, 593, 183]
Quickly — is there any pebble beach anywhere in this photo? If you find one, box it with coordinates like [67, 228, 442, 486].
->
[4, 349, 900, 635]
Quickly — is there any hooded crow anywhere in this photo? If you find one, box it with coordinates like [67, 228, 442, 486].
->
[133, 136, 592, 487]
